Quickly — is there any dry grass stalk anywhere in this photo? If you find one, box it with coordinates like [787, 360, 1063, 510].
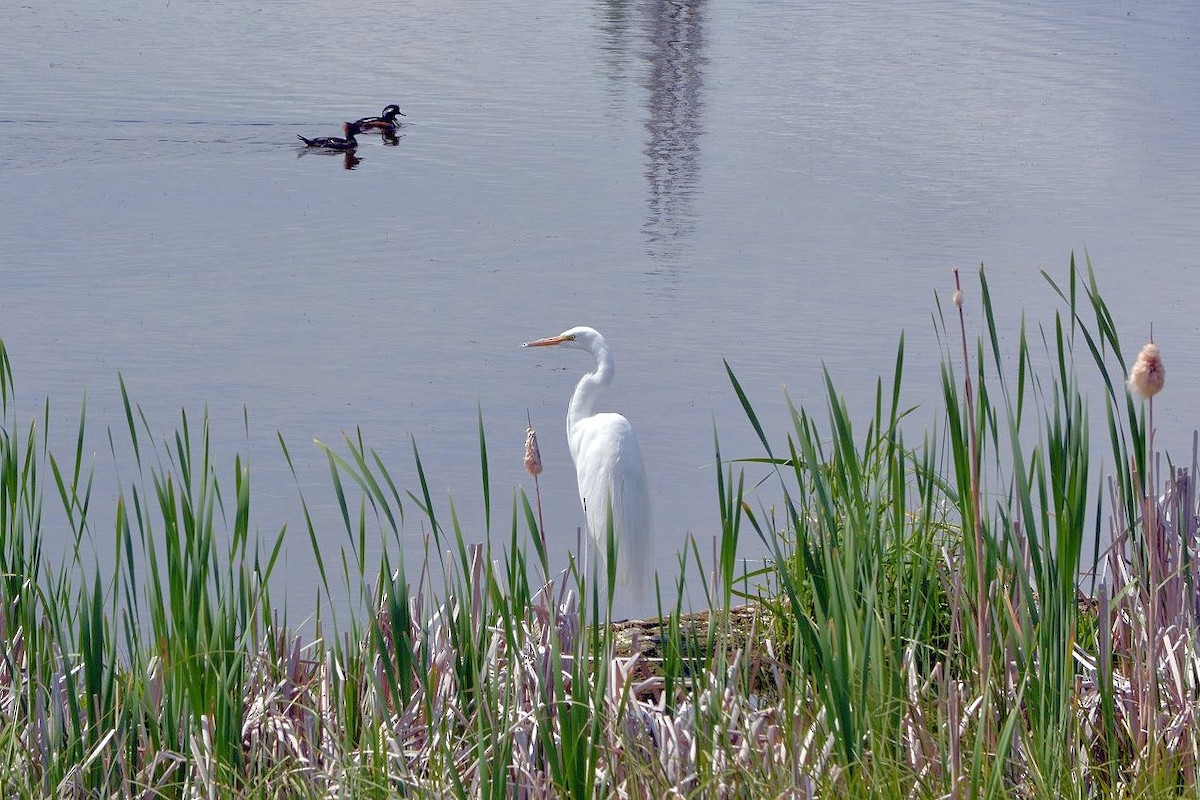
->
[525, 418, 547, 550]
[951, 267, 990, 733]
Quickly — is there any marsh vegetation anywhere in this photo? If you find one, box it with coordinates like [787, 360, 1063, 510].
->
[0, 258, 1196, 797]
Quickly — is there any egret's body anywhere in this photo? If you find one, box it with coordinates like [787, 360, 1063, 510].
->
[524, 327, 652, 597]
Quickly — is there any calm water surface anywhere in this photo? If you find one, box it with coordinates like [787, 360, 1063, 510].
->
[3, 1, 1199, 617]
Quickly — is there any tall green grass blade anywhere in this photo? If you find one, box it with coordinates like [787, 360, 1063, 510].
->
[724, 358, 775, 460]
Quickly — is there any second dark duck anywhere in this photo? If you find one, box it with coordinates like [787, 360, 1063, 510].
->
[354, 104, 406, 134]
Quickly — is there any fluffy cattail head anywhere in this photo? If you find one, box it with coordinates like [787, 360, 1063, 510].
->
[524, 425, 543, 477]
[952, 289, 963, 308]
[1127, 341, 1165, 399]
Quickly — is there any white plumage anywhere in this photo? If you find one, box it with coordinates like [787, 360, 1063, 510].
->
[524, 326, 652, 597]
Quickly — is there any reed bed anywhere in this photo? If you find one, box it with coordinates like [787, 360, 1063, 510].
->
[1, 255, 1197, 797]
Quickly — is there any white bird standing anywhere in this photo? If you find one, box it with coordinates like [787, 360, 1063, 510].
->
[523, 326, 652, 597]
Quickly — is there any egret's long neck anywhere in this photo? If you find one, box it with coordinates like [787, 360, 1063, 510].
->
[567, 341, 614, 437]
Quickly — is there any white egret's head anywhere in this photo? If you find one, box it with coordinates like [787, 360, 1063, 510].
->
[523, 326, 605, 353]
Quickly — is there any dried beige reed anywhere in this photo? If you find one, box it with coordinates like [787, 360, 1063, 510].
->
[1126, 338, 1166, 750]
[1127, 341, 1165, 399]
[951, 267, 989, 719]
[524, 425, 543, 477]
[525, 418, 547, 554]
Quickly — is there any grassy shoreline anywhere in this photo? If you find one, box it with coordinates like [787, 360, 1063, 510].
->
[2, 256, 1198, 797]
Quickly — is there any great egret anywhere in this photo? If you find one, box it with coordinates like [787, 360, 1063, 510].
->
[524, 326, 652, 597]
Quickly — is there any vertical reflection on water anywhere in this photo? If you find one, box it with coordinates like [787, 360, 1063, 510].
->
[641, 0, 706, 274]
[596, 0, 635, 91]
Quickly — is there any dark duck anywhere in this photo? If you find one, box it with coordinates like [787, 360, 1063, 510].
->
[354, 104, 405, 134]
[297, 121, 361, 150]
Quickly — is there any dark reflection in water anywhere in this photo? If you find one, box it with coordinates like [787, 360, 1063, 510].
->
[293, 148, 364, 169]
[595, 0, 707, 269]
[596, 0, 635, 89]
[381, 131, 401, 147]
[641, 0, 706, 271]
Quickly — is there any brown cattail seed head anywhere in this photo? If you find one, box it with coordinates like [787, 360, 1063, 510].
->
[1128, 341, 1165, 399]
[524, 426, 543, 477]
[952, 289, 963, 308]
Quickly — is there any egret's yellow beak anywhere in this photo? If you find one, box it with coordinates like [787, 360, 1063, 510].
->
[523, 334, 574, 348]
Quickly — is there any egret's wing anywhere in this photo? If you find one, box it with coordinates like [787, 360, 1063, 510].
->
[572, 412, 652, 596]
